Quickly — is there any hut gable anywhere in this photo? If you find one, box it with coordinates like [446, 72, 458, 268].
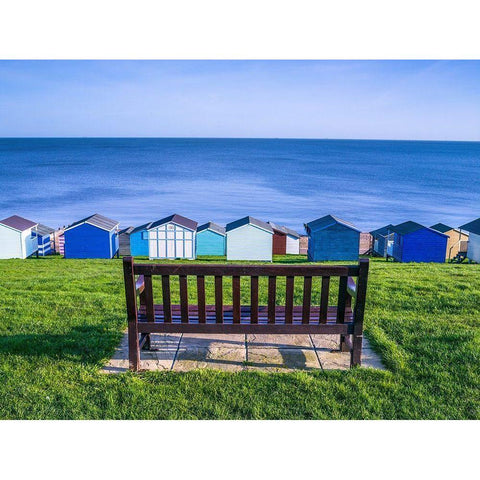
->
[147, 214, 197, 260]
[226, 216, 273, 261]
[63, 213, 119, 259]
[149, 214, 197, 232]
[0, 215, 38, 259]
[64, 213, 119, 233]
[305, 215, 360, 261]
[196, 222, 226, 256]
[197, 222, 226, 236]
[460, 218, 480, 263]
[390, 221, 448, 263]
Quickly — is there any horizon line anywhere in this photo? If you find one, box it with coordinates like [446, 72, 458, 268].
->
[0, 136, 479, 143]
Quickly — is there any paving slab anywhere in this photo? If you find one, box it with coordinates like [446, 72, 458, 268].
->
[181, 333, 245, 348]
[173, 346, 246, 372]
[102, 333, 181, 373]
[310, 333, 341, 350]
[246, 334, 312, 349]
[104, 332, 385, 372]
[246, 347, 320, 372]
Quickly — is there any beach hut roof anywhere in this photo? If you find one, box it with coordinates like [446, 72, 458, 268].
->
[429, 223, 457, 234]
[226, 216, 273, 233]
[305, 215, 361, 233]
[197, 222, 226, 236]
[119, 226, 135, 235]
[65, 213, 119, 232]
[268, 221, 300, 238]
[131, 221, 154, 234]
[149, 214, 198, 231]
[370, 224, 394, 236]
[391, 221, 448, 237]
[35, 224, 55, 236]
[459, 218, 480, 235]
[0, 215, 37, 232]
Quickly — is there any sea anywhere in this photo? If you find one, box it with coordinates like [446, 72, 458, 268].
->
[0, 138, 479, 233]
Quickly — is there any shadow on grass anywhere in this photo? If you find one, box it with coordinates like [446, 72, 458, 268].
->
[0, 325, 122, 364]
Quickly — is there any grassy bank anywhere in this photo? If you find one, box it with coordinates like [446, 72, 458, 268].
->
[0, 255, 479, 419]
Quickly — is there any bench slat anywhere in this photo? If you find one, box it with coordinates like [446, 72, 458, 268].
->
[320, 276, 330, 323]
[285, 276, 294, 324]
[197, 275, 206, 323]
[134, 263, 358, 277]
[144, 275, 155, 323]
[179, 275, 189, 323]
[232, 275, 241, 324]
[302, 276, 312, 324]
[251, 276, 259, 324]
[268, 276, 276, 323]
[215, 276, 223, 323]
[337, 276, 348, 324]
[161, 275, 172, 323]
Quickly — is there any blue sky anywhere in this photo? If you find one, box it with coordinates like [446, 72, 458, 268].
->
[0, 60, 479, 140]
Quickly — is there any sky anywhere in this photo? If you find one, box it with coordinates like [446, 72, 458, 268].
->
[0, 60, 479, 140]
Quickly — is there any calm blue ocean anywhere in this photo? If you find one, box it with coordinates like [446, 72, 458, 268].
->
[0, 138, 479, 232]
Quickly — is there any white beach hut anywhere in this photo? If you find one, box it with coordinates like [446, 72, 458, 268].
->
[147, 214, 198, 260]
[0, 215, 38, 259]
[459, 218, 480, 263]
[226, 216, 273, 261]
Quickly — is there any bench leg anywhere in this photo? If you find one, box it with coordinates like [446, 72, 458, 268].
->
[351, 334, 363, 367]
[143, 333, 151, 350]
[339, 334, 350, 352]
[128, 320, 140, 371]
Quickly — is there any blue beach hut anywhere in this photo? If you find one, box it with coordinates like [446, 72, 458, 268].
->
[304, 215, 361, 261]
[390, 221, 448, 263]
[128, 222, 153, 257]
[34, 224, 55, 256]
[370, 224, 394, 257]
[63, 213, 119, 259]
[196, 222, 226, 256]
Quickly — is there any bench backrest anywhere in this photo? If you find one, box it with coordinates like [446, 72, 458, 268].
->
[123, 258, 369, 327]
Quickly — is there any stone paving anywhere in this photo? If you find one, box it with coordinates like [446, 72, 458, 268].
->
[103, 332, 385, 373]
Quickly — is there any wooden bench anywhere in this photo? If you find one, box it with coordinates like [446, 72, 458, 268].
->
[123, 257, 369, 371]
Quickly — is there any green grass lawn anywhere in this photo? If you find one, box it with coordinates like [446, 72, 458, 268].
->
[0, 255, 479, 419]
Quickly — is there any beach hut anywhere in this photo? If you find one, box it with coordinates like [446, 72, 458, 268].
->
[370, 224, 395, 257]
[390, 221, 448, 263]
[299, 235, 309, 255]
[55, 228, 65, 256]
[459, 218, 480, 263]
[359, 232, 373, 255]
[304, 215, 361, 261]
[430, 223, 469, 261]
[196, 222, 226, 256]
[226, 216, 273, 261]
[147, 214, 197, 260]
[34, 224, 55, 256]
[118, 226, 134, 256]
[63, 213, 119, 259]
[0, 215, 38, 259]
[128, 221, 153, 257]
[268, 222, 300, 255]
